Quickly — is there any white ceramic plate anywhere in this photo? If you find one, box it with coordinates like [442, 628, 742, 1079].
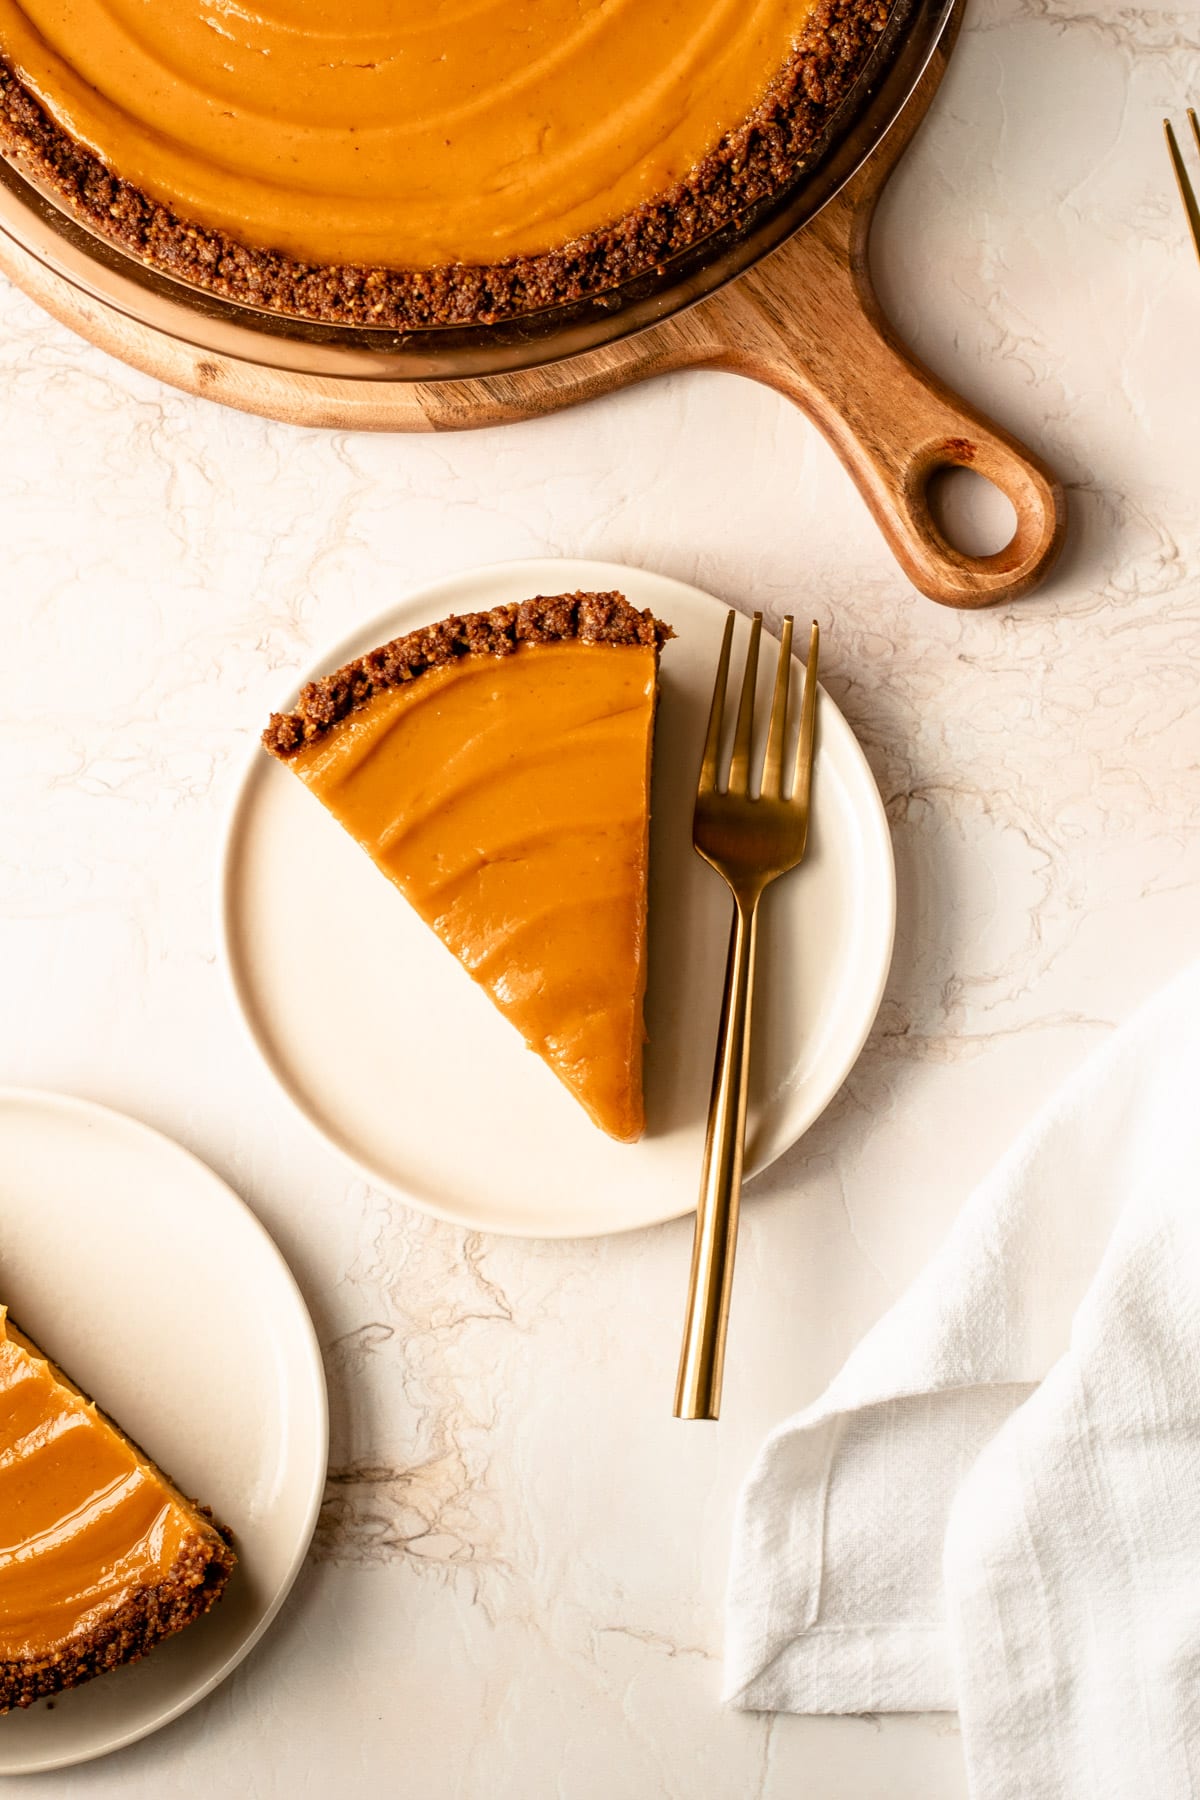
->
[221, 559, 895, 1238]
[0, 1090, 327, 1775]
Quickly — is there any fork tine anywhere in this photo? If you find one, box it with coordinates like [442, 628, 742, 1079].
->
[698, 611, 735, 795]
[792, 621, 820, 814]
[726, 612, 762, 796]
[1165, 117, 1200, 263]
[760, 615, 794, 799]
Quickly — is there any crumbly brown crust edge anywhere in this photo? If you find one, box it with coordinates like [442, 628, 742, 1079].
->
[263, 592, 672, 759]
[0, 0, 892, 329]
[0, 1520, 236, 1713]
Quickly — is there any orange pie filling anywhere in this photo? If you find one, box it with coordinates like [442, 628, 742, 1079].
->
[0, 0, 823, 267]
[287, 640, 658, 1142]
[0, 1310, 229, 1672]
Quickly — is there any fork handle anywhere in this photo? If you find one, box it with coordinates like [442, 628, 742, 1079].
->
[674, 892, 760, 1421]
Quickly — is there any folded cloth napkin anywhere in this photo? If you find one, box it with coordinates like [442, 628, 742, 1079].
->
[726, 962, 1200, 1800]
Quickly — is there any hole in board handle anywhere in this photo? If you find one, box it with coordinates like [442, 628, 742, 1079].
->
[926, 466, 1018, 559]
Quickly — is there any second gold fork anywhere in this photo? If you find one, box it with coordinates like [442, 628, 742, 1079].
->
[674, 610, 820, 1422]
[1165, 107, 1200, 263]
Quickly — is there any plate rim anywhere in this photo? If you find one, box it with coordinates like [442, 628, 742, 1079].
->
[218, 555, 897, 1241]
[0, 1084, 329, 1777]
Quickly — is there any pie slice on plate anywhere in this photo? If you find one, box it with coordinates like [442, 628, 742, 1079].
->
[262, 591, 673, 1143]
[0, 1307, 235, 1712]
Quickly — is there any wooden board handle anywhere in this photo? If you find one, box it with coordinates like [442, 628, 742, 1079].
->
[703, 222, 1066, 608]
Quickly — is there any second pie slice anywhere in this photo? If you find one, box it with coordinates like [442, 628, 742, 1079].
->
[262, 592, 672, 1142]
[0, 1307, 235, 1712]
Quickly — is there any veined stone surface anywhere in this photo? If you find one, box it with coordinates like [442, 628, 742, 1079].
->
[2, 4, 1199, 1793]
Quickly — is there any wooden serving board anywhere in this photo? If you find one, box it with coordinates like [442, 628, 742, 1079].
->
[0, 0, 1065, 608]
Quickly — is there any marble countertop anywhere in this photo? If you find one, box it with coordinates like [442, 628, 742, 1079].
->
[4, 2, 1200, 1794]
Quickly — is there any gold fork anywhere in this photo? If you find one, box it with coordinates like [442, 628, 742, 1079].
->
[674, 610, 819, 1421]
[1165, 108, 1200, 262]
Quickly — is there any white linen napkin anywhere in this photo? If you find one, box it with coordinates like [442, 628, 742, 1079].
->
[726, 962, 1200, 1800]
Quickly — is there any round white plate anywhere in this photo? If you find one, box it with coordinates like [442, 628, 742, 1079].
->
[0, 1090, 327, 1775]
[222, 559, 895, 1238]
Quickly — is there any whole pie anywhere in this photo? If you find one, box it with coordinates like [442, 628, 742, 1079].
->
[0, 0, 895, 328]
[263, 592, 671, 1142]
[0, 1307, 235, 1712]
